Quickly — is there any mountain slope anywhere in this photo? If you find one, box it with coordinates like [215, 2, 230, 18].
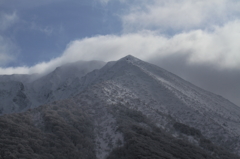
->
[0, 60, 105, 114]
[0, 55, 240, 158]
[64, 55, 240, 155]
[0, 81, 31, 114]
[27, 60, 106, 106]
[0, 100, 96, 159]
[0, 93, 239, 159]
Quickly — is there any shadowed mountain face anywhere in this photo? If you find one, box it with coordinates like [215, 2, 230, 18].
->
[0, 55, 240, 158]
[1, 97, 239, 159]
[0, 60, 106, 114]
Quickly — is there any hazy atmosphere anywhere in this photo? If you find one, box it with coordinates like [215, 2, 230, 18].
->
[0, 0, 240, 106]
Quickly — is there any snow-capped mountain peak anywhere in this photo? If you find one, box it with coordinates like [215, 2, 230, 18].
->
[1, 55, 240, 157]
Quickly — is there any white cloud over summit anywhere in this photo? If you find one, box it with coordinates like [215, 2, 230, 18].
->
[1, 0, 240, 73]
[62, 20, 240, 69]
[1, 19, 240, 75]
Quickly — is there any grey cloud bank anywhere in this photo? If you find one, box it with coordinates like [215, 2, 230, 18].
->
[121, 0, 240, 32]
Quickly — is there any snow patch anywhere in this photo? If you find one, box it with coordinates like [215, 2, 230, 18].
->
[94, 112, 124, 159]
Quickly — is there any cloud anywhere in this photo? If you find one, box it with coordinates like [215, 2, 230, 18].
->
[30, 23, 54, 36]
[0, 12, 18, 31]
[0, 56, 64, 75]
[0, 36, 17, 66]
[0, 12, 19, 65]
[1, 0, 66, 9]
[98, 0, 111, 4]
[0, 53, 14, 65]
[149, 53, 240, 107]
[62, 20, 240, 70]
[97, 0, 126, 4]
[1, 19, 239, 73]
[121, 0, 240, 32]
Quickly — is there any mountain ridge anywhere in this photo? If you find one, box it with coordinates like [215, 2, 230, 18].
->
[0, 55, 240, 158]
[0, 60, 106, 114]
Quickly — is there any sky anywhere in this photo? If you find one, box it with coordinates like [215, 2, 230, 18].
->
[0, 0, 240, 106]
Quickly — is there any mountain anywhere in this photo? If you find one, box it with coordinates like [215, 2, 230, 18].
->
[0, 60, 105, 114]
[0, 55, 240, 159]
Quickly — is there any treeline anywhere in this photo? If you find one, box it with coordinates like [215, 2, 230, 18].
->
[107, 105, 240, 159]
[0, 99, 239, 159]
[173, 122, 233, 154]
[0, 100, 96, 159]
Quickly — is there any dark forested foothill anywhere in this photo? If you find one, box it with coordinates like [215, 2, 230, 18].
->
[0, 100, 240, 159]
[107, 105, 240, 159]
[0, 100, 96, 159]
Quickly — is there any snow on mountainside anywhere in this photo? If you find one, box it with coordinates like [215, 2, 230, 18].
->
[0, 60, 105, 114]
[27, 60, 106, 106]
[0, 81, 31, 114]
[1, 55, 240, 157]
[0, 74, 38, 84]
[65, 55, 240, 155]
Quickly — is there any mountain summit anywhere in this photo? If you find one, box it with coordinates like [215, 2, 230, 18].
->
[0, 55, 240, 159]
